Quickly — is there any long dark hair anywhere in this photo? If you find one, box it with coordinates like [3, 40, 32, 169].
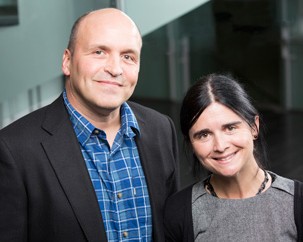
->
[180, 73, 268, 179]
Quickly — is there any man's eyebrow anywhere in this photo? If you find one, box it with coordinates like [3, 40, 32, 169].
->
[121, 48, 140, 56]
[89, 45, 140, 56]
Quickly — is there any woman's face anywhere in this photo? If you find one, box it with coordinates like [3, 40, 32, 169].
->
[189, 102, 259, 177]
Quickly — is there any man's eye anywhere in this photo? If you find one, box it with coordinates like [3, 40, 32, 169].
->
[123, 55, 134, 61]
[95, 50, 104, 55]
[227, 125, 236, 131]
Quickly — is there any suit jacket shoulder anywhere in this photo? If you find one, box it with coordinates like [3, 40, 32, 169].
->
[0, 95, 67, 138]
[128, 101, 174, 124]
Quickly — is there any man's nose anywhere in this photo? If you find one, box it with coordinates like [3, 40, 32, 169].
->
[104, 55, 123, 77]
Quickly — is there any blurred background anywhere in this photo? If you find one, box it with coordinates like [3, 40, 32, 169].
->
[0, 0, 303, 187]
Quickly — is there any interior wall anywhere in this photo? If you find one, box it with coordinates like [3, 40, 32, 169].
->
[124, 0, 209, 36]
[0, 0, 109, 127]
[0, 0, 100, 103]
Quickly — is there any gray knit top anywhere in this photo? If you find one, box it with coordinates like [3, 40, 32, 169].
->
[192, 172, 296, 241]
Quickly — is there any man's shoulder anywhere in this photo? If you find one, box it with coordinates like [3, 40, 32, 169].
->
[127, 101, 163, 115]
[127, 101, 171, 122]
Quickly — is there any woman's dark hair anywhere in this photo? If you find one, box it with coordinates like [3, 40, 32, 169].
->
[180, 73, 268, 179]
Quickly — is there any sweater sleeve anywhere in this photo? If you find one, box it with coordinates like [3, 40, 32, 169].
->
[163, 185, 194, 242]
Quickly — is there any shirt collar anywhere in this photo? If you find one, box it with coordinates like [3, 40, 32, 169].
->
[63, 90, 140, 145]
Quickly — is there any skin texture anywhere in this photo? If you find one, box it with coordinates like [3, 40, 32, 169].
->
[62, 8, 142, 145]
[189, 102, 269, 199]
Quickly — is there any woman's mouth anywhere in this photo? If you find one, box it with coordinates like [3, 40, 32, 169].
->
[213, 152, 237, 163]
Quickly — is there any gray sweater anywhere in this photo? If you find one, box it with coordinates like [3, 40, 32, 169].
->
[192, 172, 296, 241]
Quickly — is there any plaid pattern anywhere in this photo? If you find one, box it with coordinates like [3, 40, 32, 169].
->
[63, 91, 152, 241]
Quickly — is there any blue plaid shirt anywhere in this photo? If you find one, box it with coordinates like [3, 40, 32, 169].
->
[63, 91, 152, 241]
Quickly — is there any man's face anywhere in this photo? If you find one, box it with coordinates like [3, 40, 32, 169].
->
[62, 10, 142, 116]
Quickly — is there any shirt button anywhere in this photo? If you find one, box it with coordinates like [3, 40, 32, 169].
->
[123, 231, 128, 238]
[117, 193, 123, 199]
[93, 129, 100, 135]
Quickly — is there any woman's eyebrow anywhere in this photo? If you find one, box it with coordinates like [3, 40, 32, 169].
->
[192, 129, 211, 139]
[222, 121, 242, 129]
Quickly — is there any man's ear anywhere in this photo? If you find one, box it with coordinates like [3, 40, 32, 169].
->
[62, 49, 71, 76]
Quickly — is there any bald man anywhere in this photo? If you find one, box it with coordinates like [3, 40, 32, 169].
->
[0, 8, 179, 242]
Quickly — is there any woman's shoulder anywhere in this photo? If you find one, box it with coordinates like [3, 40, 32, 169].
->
[167, 183, 194, 204]
[269, 171, 295, 196]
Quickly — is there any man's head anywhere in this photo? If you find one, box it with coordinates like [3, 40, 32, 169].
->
[62, 8, 142, 117]
[66, 9, 142, 56]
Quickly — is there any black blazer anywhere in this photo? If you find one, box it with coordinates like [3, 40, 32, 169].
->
[0, 95, 179, 242]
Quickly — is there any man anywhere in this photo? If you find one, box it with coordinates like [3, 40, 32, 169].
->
[0, 8, 179, 242]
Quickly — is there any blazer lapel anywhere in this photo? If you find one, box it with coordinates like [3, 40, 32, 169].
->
[41, 97, 107, 242]
[132, 116, 157, 207]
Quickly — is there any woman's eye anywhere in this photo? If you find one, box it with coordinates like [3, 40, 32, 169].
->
[201, 133, 208, 138]
[197, 132, 209, 140]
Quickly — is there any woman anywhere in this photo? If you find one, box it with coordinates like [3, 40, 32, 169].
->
[164, 74, 302, 241]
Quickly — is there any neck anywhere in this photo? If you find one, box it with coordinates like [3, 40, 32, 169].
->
[65, 87, 121, 147]
[65, 83, 121, 128]
[206, 168, 271, 199]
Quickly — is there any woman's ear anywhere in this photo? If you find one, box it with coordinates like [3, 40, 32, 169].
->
[252, 115, 260, 139]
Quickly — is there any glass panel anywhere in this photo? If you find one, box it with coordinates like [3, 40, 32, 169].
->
[137, 0, 282, 107]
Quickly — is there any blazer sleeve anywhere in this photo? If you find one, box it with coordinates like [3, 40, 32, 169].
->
[0, 138, 27, 241]
[294, 179, 303, 241]
[166, 114, 180, 193]
[164, 184, 194, 242]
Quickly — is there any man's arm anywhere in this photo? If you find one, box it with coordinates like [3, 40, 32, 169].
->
[0, 138, 27, 241]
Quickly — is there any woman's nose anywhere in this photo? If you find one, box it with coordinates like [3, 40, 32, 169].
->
[213, 134, 229, 152]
